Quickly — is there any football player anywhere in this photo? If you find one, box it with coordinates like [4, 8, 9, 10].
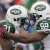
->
[0, 1, 50, 50]
[5, 5, 43, 50]
[0, 20, 16, 50]
[5, 5, 29, 50]
[2, 16, 50, 50]
[0, 6, 13, 50]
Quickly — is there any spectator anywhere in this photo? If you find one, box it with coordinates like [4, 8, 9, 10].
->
[0, 5, 5, 21]
[0, 0, 14, 13]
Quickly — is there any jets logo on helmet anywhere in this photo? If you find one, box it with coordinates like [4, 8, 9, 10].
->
[6, 5, 28, 27]
[10, 9, 22, 15]
[35, 4, 46, 11]
[30, 1, 50, 22]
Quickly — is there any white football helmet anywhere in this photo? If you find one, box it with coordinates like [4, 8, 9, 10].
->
[30, 1, 50, 20]
[44, 8, 50, 19]
[6, 5, 28, 27]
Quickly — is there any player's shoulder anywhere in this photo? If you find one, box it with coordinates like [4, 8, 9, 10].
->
[36, 19, 50, 32]
[0, 20, 11, 24]
[37, 19, 50, 28]
[0, 20, 15, 26]
[38, 19, 50, 23]
[0, 20, 8, 22]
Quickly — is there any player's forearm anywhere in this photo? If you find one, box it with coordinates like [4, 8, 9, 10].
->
[3, 32, 29, 43]
[3, 32, 30, 43]
[3, 31, 48, 43]
[3, 32, 19, 41]
[3, 33, 40, 43]
[3, 32, 39, 43]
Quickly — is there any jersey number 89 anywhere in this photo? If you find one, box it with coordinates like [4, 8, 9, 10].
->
[40, 23, 49, 30]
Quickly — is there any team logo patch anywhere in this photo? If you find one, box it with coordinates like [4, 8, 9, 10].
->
[35, 4, 46, 11]
[10, 9, 22, 15]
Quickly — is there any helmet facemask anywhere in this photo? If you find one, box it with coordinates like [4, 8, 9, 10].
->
[13, 17, 27, 27]
[25, 13, 37, 26]
[26, 13, 40, 26]
[25, 13, 42, 26]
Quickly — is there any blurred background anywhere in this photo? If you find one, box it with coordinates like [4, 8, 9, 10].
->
[0, 0, 50, 16]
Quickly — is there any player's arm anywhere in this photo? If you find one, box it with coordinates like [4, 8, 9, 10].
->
[3, 29, 49, 43]
[0, 37, 13, 50]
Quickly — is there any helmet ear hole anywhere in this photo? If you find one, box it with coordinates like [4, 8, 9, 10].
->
[14, 18, 17, 21]
[40, 15, 42, 17]
[37, 15, 42, 20]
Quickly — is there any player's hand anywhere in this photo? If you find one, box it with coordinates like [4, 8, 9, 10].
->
[0, 24, 6, 37]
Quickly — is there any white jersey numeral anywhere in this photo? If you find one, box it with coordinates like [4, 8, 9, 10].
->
[40, 23, 49, 30]
[4, 25, 10, 32]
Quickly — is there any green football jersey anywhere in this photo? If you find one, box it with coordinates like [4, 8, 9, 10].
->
[0, 20, 15, 33]
[37, 19, 50, 32]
